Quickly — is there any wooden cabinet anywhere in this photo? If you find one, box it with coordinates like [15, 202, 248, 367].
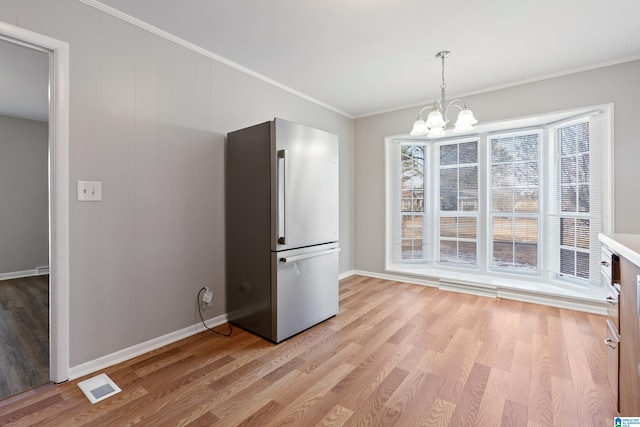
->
[619, 255, 640, 415]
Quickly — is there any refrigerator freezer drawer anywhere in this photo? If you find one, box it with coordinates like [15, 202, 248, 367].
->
[272, 244, 339, 342]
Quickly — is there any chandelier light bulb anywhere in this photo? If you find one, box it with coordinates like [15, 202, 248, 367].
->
[410, 118, 429, 136]
[453, 108, 478, 133]
[425, 110, 446, 129]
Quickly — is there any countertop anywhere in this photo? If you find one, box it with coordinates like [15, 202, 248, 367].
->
[599, 233, 640, 266]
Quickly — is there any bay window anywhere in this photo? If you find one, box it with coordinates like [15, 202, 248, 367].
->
[386, 107, 611, 290]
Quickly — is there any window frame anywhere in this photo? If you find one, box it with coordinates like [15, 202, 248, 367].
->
[487, 129, 542, 276]
[435, 138, 480, 267]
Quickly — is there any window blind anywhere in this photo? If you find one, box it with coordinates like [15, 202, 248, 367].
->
[544, 111, 606, 285]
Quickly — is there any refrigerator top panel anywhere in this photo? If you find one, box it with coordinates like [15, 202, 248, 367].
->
[271, 118, 339, 251]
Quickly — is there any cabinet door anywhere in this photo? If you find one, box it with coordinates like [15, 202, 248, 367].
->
[619, 256, 640, 415]
[605, 319, 619, 410]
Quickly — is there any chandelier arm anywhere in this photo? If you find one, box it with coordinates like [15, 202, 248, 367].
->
[445, 98, 467, 113]
[417, 105, 436, 119]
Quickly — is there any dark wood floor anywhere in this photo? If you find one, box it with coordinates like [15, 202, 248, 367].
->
[0, 275, 49, 400]
[0, 275, 617, 426]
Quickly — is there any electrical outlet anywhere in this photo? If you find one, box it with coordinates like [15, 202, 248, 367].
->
[202, 288, 213, 306]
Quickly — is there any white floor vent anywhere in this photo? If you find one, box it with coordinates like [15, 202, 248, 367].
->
[77, 373, 121, 404]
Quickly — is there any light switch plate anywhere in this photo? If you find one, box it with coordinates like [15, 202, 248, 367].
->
[77, 180, 102, 201]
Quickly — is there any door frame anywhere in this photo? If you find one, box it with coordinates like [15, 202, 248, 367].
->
[0, 22, 70, 383]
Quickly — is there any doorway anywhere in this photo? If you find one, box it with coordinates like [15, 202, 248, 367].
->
[0, 21, 70, 395]
[0, 37, 49, 400]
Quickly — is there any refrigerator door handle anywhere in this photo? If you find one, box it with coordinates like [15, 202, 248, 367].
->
[280, 248, 340, 263]
[277, 149, 287, 244]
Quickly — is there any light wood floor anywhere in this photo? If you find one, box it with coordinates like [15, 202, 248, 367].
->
[0, 275, 49, 400]
[0, 275, 617, 426]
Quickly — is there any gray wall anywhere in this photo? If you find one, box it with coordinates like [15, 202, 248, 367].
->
[354, 60, 640, 274]
[0, 115, 48, 274]
[0, 0, 354, 367]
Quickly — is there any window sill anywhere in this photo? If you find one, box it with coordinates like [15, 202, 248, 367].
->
[382, 263, 608, 314]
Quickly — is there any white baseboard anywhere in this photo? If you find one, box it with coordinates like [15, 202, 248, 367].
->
[339, 270, 356, 280]
[348, 270, 607, 315]
[0, 267, 50, 281]
[68, 313, 228, 381]
[67, 269, 605, 382]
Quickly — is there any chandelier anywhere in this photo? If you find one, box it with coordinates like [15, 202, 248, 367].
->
[410, 51, 477, 138]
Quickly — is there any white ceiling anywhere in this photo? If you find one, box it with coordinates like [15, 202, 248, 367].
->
[95, 0, 640, 118]
[3, 1, 640, 121]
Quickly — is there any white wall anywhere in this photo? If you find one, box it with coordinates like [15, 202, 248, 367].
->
[0, 115, 48, 274]
[0, 0, 353, 368]
[354, 60, 640, 275]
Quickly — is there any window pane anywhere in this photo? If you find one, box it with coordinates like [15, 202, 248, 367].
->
[515, 242, 537, 270]
[515, 162, 538, 186]
[440, 217, 457, 238]
[440, 168, 457, 189]
[401, 239, 423, 260]
[492, 139, 513, 162]
[576, 252, 589, 279]
[458, 241, 477, 265]
[459, 166, 478, 212]
[493, 216, 513, 267]
[440, 144, 458, 165]
[459, 166, 478, 190]
[459, 141, 478, 164]
[560, 248, 575, 275]
[440, 167, 457, 213]
[493, 241, 513, 267]
[440, 190, 458, 211]
[514, 218, 537, 243]
[561, 218, 576, 246]
[493, 216, 512, 241]
[402, 215, 422, 238]
[514, 188, 538, 213]
[492, 188, 513, 212]
[578, 154, 590, 182]
[492, 164, 514, 187]
[440, 240, 457, 263]
[576, 219, 590, 249]
[561, 157, 576, 184]
[561, 186, 577, 212]
[401, 145, 424, 191]
[578, 184, 590, 212]
[577, 123, 589, 152]
[560, 129, 576, 155]
[513, 218, 538, 270]
[458, 217, 477, 239]
[514, 135, 538, 161]
[401, 197, 413, 212]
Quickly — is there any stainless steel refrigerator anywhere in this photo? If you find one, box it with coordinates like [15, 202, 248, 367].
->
[226, 118, 339, 343]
